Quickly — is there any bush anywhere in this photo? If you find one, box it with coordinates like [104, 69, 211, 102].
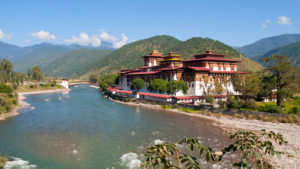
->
[12, 98, 17, 105]
[227, 99, 241, 109]
[29, 85, 37, 88]
[0, 84, 13, 93]
[247, 114, 258, 120]
[277, 117, 289, 123]
[258, 103, 282, 113]
[263, 116, 276, 122]
[289, 106, 300, 115]
[218, 101, 226, 108]
[0, 154, 8, 168]
[243, 99, 258, 110]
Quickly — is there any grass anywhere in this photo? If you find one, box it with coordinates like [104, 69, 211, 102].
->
[15, 84, 64, 93]
[0, 153, 8, 168]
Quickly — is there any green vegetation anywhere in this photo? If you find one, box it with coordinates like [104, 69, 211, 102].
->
[139, 129, 287, 169]
[89, 73, 98, 83]
[43, 48, 112, 78]
[148, 79, 167, 93]
[236, 33, 300, 58]
[85, 35, 263, 77]
[130, 78, 145, 92]
[98, 74, 119, 91]
[31, 66, 44, 81]
[0, 153, 8, 169]
[13, 44, 71, 72]
[255, 41, 300, 67]
[167, 80, 188, 95]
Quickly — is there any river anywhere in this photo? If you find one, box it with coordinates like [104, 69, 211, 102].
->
[0, 85, 233, 169]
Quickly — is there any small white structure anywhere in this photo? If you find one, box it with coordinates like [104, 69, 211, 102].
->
[61, 79, 69, 89]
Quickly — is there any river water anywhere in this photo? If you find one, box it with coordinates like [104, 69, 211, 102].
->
[0, 85, 233, 169]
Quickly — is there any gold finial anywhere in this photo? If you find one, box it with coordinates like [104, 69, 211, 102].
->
[206, 49, 213, 54]
[151, 49, 160, 55]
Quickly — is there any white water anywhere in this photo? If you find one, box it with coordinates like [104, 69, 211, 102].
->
[120, 152, 141, 169]
[4, 157, 37, 169]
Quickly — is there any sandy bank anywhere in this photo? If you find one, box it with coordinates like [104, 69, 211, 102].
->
[109, 98, 300, 169]
[0, 88, 71, 121]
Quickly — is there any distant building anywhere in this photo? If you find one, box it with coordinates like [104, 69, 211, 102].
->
[61, 79, 69, 89]
[117, 49, 247, 103]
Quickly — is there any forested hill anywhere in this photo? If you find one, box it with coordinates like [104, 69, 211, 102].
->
[236, 34, 300, 58]
[82, 35, 263, 78]
[43, 48, 112, 78]
[254, 41, 300, 67]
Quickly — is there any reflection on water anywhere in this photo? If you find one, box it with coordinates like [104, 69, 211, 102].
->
[0, 85, 233, 169]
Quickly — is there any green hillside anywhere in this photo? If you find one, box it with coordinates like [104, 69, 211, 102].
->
[255, 41, 300, 67]
[236, 34, 300, 58]
[82, 35, 263, 78]
[13, 45, 71, 72]
[43, 48, 112, 78]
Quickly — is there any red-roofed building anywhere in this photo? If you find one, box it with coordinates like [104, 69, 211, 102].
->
[118, 49, 247, 103]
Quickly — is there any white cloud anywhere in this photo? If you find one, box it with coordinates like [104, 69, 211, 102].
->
[65, 32, 101, 47]
[262, 19, 271, 29]
[277, 16, 293, 25]
[64, 31, 129, 48]
[31, 30, 57, 40]
[0, 29, 12, 40]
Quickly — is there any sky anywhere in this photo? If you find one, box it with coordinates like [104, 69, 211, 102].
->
[0, 0, 299, 48]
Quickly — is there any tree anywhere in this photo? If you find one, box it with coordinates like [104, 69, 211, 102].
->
[89, 73, 98, 83]
[139, 129, 288, 169]
[167, 80, 188, 95]
[130, 78, 145, 92]
[1, 59, 13, 82]
[27, 69, 32, 79]
[232, 73, 261, 100]
[32, 66, 44, 81]
[213, 79, 224, 94]
[98, 74, 119, 91]
[148, 79, 167, 93]
[263, 54, 299, 107]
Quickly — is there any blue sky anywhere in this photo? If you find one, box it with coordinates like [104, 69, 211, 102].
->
[0, 0, 299, 47]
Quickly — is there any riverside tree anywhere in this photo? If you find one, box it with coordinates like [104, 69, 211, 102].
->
[0, 59, 13, 83]
[263, 54, 299, 107]
[98, 74, 119, 91]
[167, 80, 188, 96]
[89, 73, 98, 83]
[32, 66, 44, 81]
[148, 79, 167, 93]
[130, 78, 145, 92]
[232, 73, 261, 100]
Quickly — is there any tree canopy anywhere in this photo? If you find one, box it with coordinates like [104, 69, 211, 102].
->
[148, 79, 167, 94]
[130, 78, 145, 92]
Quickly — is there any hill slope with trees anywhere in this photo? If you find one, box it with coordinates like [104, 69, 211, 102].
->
[82, 35, 263, 78]
[43, 48, 112, 78]
[254, 41, 300, 67]
[236, 34, 300, 58]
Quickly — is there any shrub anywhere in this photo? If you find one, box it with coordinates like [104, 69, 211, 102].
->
[289, 106, 300, 115]
[12, 98, 17, 105]
[227, 99, 241, 109]
[0, 84, 13, 93]
[263, 116, 276, 122]
[277, 117, 289, 123]
[233, 113, 240, 118]
[218, 101, 226, 108]
[243, 99, 258, 110]
[0, 154, 8, 168]
[258, 103, 282, 113]
[29, 85, 37, 88]
[247, 114, 257, 120]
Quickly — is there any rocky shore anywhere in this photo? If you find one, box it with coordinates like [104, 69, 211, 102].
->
[109, 98, 300, 169]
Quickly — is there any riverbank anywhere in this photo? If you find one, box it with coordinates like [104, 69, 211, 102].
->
[0, 88, 71, 121]
[109, 97, 300, 169]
